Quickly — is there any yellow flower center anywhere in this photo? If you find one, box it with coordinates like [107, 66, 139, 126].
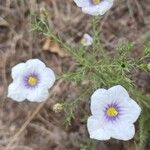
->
[92, 0, 100, 5]
[80, 38, 86, 45]
[28, 76, 37, 86]
[107, 107, 118, 117]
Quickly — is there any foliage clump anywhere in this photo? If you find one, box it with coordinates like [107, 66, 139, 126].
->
[31, 10, 150, 150]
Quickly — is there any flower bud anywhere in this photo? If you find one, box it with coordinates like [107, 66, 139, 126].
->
[53, 103, 63, 113]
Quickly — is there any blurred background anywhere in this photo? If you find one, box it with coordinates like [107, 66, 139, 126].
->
[0, 0, 150, 149]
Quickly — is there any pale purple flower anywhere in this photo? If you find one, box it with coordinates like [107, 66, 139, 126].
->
[81, 33, 93, 46]
[74, 0, 114, 16]
[8, 59, 55, 102]
[87, 85, 141, 141]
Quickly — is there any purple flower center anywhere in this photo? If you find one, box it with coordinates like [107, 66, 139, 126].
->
[104, 102, 121, 122]
[106, 107, 118, 117]
[24, 73, 39, 88]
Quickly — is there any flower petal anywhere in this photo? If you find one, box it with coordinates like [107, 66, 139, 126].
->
[119, 98, 141, 124]
[26, 88, 49, 102]
[87, 116, 111, 140]
[74, 0, 91, 7]
[82, 0, 113, 16]
[90, 88, 108, 115]
[127, 99, 141, 123]
[107, 85, 129, 102]
[40, 67, 56, 89]
[11, 63, 26, 79]
[7, 80, 27, 102]
[26, 59, 46, 71]
[111, 124, 135, 141]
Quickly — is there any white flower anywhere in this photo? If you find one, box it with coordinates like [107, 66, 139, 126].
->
[74, 0, 114, 16]
[87, 85, 141, 141]
[81, 33, 93, 46]
[8, 59, 56, 102]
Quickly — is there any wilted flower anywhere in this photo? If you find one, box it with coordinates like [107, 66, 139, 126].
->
[74, 0, 114, 16]
[81, 33, 93, 46]
[53, 103, 63, 113]
[87, 85, 141, 141]
[8, 59, 55, 102]
[40, 7, 48, 23]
